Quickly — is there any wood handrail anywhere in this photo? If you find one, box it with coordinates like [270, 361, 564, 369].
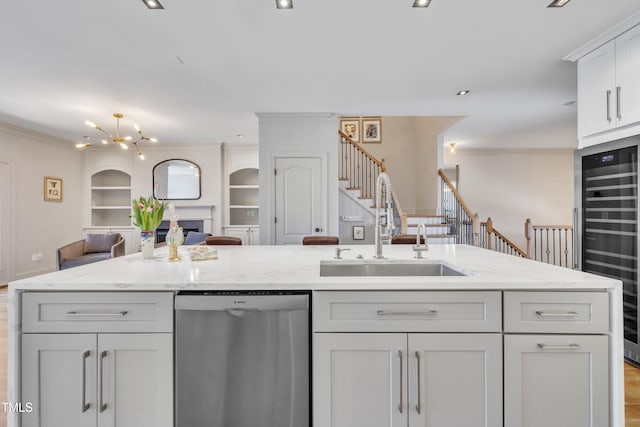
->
[531, 224, 573, 229]
[438, 169, 474, 219]
[483, 218, 528, 258]
[391, 189, 408, 234]
[339, 130, 386, 171]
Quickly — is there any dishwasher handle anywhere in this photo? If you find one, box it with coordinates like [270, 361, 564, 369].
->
[175, 294, 309, 311]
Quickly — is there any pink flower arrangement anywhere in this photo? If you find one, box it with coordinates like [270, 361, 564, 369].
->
[131, 196, 166, 231]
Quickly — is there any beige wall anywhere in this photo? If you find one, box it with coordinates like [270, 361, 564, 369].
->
[0, 124, 84, 280]
[443, 149, 575, 249]
[363, 116, 462, 214]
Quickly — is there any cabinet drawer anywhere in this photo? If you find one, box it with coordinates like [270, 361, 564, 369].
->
[22, 292, 173, 333]
[503, 292, 609, 333]
[313, 291, 502, 332]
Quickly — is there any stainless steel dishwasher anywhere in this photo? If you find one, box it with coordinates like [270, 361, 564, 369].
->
[175, 290, 310, 427]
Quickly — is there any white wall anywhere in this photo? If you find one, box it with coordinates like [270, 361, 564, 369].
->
[443, 148, 575, 249]
[129, 143, 223, 234]
[257, 113, 338, 244]
[0, 124, 83, 280]
[362, 116, 462, 215]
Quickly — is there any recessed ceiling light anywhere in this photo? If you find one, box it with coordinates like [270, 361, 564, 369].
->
[237, 134, 245, 139]
[456, 90, 471, 96]
[276, 0, 293, 9]
[142, 0, 164, 10]
[547, 0, 570, 7]
[412, 0, 432, 7]
[563, 100, 577, 106]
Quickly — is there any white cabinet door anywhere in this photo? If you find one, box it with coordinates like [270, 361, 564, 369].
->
[22, 333, 173, 427]
[408, 334, 502, 427]
[314, 333, 407, 427]
[615, 24, 640, 128]
[274, 156, 325, 245]
[249, 227, 260, 245]
[223, 227, 249, 244]
[504, 335, 609, 427]
[97, 334, 173, 427]
[577, 40, 616, 138]
[22, 334, 98, 427]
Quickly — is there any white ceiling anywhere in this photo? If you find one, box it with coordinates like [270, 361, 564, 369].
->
[0, 0, 639, 150]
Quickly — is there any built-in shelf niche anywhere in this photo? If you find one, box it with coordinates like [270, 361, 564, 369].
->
[91, 169, 132, 227]
[228, 168, 259, 226]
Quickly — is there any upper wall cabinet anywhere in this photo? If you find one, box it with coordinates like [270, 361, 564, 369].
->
[577, 24, 640, 146]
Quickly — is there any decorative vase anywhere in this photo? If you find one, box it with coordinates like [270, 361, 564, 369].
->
[140, 230, 155, 260]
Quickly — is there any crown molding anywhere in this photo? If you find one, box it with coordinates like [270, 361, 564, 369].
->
[0, 122, 75, 149]
[564, 11, 640, 62]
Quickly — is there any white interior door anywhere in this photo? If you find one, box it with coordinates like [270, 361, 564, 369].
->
[0, 163, 9, 284]
[274, 156, 325, 245]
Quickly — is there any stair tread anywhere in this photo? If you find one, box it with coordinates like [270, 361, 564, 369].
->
[405, 214, 445, 218]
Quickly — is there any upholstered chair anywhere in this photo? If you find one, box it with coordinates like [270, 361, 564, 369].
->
[57, 233, 125, 270]
[183, 231, 211, 245]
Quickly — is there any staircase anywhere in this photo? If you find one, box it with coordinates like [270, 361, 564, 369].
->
[405, 215, 456, 244]
[338, 130, 456, 243]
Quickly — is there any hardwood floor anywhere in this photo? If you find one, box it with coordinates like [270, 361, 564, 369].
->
[0, 285, 639, 425]
[1, 286, 7, 427]
[627, 362, 640, 426]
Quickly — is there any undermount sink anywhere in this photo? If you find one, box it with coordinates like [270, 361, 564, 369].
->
[319, 259, 469, 277]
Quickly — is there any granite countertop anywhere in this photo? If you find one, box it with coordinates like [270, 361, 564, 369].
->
[8, 244, 620, 292]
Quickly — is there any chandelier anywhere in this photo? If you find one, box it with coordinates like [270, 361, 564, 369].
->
[76, 113, 157, 160]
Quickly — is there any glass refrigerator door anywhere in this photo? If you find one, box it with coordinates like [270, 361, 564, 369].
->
[582, 146, 638, 355]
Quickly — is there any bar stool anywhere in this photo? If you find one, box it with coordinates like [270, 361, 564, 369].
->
[302, 236, 339, 245]
[391, 234, 425, 244]
[205, 236, 243, 245]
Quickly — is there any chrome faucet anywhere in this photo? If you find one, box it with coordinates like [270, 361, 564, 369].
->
[413, 222, 429, 259]
[334, 247, 351, 259]
[374, 172, 395, 259]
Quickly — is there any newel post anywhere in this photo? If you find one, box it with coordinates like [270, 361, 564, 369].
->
[486, 217, 494, 251]
[380, 158, 386, 173]
[525, 218, 533, 259]
[472, 213, 480, 247]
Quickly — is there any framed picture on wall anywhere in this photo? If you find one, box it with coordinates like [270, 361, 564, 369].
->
[44, 176, 63, 202]
[352, 225, 365, 240]
[362, 117, 382, 143]
[340, 118, 360, 143]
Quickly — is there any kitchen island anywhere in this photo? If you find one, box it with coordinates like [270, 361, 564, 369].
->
[7, 244, 624, 426]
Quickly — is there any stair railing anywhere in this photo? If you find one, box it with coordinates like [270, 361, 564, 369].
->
[525, 219, 573, 268]
[480, 218, 528, 258]
[438, 169, 478, 245]
[339, 130, 407, 234]
[391, 190, 408, 234]
[339, 130, 385, 200]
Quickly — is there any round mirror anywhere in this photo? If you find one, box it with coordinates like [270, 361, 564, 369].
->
[153, 159, 201, 200]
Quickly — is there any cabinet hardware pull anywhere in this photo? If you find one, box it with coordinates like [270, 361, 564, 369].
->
[81, 350, 90, 413]
[415, 351, 421, 414]
[537, 343, 580, 350]
[377, 310, 438, 316]
[99, 350, 107, 413]
[65, 310, 128, 317]
[535, 310, 579, 317]
[617, 86, 622, 120]
[398, 350, 403, 414]
[606, 90, 612, 122]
